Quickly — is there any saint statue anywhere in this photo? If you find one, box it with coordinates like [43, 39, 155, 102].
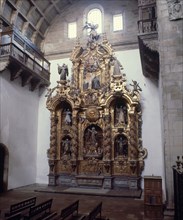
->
[64, 109, 72, 125]
[92, 76, 100, 89]
[109, 56, 123, 75]
[116, 106, 125, 125]
[116, 137, 127, 156]
[86, 126, 98, 145]
[62, 138, 71, 157]
[58, 63, 69, 80]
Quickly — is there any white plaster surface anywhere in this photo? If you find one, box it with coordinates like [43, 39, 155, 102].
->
[0, 70, 39, 189]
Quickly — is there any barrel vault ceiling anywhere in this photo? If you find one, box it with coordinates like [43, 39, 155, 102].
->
[0, 0, 77, 48]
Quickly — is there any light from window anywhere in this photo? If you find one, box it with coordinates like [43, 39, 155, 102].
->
[87, 9, 102, 34]
[113, 14, 123, 31]
[68, 22, 77, 38]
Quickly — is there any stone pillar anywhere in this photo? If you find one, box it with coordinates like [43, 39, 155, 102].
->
[157, 0, 183, 209]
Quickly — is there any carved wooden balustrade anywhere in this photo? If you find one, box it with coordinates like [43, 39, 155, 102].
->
[0, 26, 50, 91]
[137, 0, 159, 81]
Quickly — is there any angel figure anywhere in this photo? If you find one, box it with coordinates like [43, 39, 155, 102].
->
[83, 21, 100, 43]
[130, 80, 142, 96]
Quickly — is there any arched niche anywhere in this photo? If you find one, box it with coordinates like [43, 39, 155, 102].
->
[109, 97, 129, 127]
[114, 134, 128, 158]
[60, 135, 72, 160]
[55, 101, 73, 127]
[83, 124, 103, 159]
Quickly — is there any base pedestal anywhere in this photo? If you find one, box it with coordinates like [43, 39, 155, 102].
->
[48, 174, 57, 186]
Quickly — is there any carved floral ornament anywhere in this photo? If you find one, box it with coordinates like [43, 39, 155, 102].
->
[167, 0, 183, 20]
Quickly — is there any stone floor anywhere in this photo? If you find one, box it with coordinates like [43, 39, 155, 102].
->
[0, 184, 174, 220]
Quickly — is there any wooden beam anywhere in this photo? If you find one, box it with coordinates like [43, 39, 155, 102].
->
[22, 74, 33, 87]
[10, 68, 22, 81]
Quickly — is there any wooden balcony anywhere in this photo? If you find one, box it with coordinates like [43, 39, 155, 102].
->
[137, 0, 159, 81]
[0, 26, 50, 91]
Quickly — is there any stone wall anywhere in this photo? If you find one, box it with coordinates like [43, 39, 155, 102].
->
[157, 0, 183, 209]
[43, 0, 139, 59]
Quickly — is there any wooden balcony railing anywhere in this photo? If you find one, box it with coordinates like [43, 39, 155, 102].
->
[138, 18, 157, 34]
[0, 26, 50, 85]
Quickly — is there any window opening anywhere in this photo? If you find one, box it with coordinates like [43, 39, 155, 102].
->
[87, 8, 102, 34]
[113, 14, 123, 31]
[68, 22, 77, 38]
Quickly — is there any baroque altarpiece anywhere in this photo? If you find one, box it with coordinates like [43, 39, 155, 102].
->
[46, 26, 147, 189]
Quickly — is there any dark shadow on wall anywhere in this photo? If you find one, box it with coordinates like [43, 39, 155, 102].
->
[0, 143, 9, 192]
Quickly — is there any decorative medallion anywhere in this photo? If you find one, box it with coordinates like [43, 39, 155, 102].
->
[86, 107, 100, 122]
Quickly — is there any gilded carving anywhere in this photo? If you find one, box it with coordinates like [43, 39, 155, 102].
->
[46, 24, 147, 188]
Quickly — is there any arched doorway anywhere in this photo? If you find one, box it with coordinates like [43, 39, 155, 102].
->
[0, 143, 8, 192]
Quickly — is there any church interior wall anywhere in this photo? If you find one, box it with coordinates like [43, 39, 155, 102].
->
[0, 70, 39, 189]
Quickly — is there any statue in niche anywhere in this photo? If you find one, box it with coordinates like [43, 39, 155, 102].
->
[116, 106, 125, 125]
[62, 138, 72, 158]
[92, 76, 100, 89]
[116, 136, 128, 157]
[64, 109, 72, 125]
[57, 63, 69, 80]
[86, 126, 98, 145]
[84, 126, 103, 157]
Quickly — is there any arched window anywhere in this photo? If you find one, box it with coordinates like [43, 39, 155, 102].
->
[87, 8, 102, 34]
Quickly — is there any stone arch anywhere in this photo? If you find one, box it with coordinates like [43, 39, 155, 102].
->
[0, 143, 9, 192]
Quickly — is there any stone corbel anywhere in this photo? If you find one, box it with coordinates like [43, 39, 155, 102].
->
[167, 0, 183, 21]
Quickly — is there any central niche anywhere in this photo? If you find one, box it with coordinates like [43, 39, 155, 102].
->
[83, 125, 103, 159]
[46, 25, 147, 189]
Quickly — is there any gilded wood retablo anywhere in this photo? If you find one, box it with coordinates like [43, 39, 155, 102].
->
[46, 26, 147, 189]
